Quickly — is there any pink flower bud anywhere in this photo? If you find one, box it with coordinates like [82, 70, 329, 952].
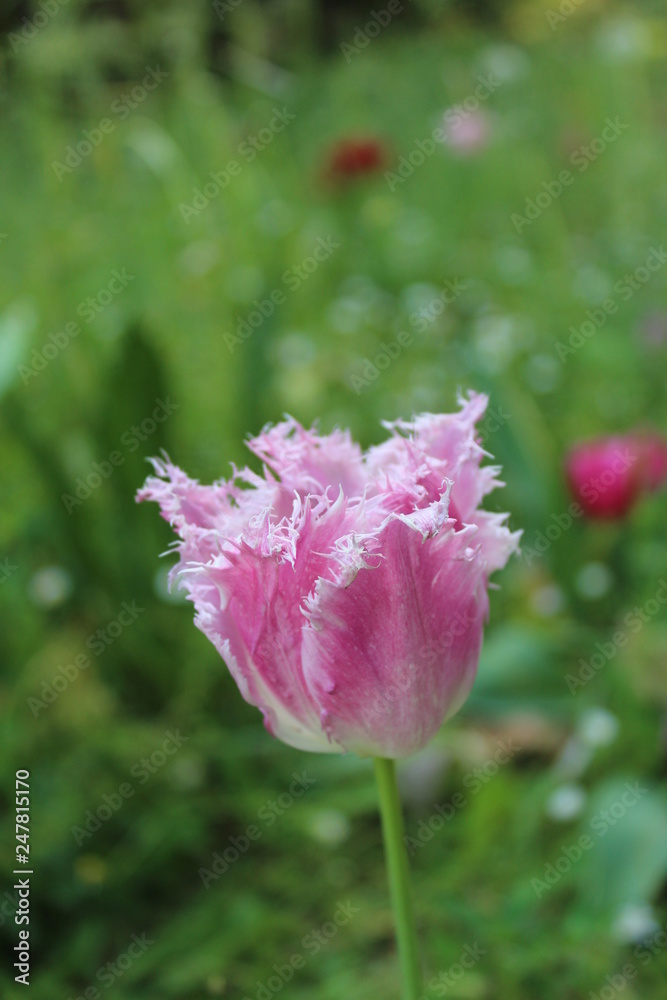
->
[565, 431, 667, 519]
[138, 394, 519, 758]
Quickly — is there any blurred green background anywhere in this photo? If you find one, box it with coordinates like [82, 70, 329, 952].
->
[2, 0, 667, 997]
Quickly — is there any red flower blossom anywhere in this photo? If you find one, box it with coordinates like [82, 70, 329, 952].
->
[325, 137, 388, 182]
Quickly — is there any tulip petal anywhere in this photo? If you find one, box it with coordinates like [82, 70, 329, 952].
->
[137, 397, 519, 758]
[247, 418, 365, 497]
[301, 509, 491, 757]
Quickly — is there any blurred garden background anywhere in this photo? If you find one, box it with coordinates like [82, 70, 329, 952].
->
[2, 0, 667, 996]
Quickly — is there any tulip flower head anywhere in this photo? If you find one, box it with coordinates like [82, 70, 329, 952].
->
[565, 432, 667, 519]
[138, 394, 519, 758]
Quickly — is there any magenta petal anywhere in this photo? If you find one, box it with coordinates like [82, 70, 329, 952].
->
[565, 436, 643, 519]
[301, 503, 515, 758]
[137, 398, 519, 758]
[186, 494, 363, 754]
[247, 417, 365, 497]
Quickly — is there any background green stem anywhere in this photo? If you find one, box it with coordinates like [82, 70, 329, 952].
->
[374, 757, 423, 1000]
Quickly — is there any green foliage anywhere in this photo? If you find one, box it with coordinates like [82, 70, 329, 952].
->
[2, 2, 667, 997]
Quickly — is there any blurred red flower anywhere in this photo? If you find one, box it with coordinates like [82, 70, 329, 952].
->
[324, 137, 388, 182]
[565, 432, 667, 519]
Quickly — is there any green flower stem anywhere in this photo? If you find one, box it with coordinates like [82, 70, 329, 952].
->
[374, 757, 423, 999]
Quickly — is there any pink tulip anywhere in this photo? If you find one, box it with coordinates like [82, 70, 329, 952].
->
[138, 394, 519, 758]
[565, 432, 667, 519]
